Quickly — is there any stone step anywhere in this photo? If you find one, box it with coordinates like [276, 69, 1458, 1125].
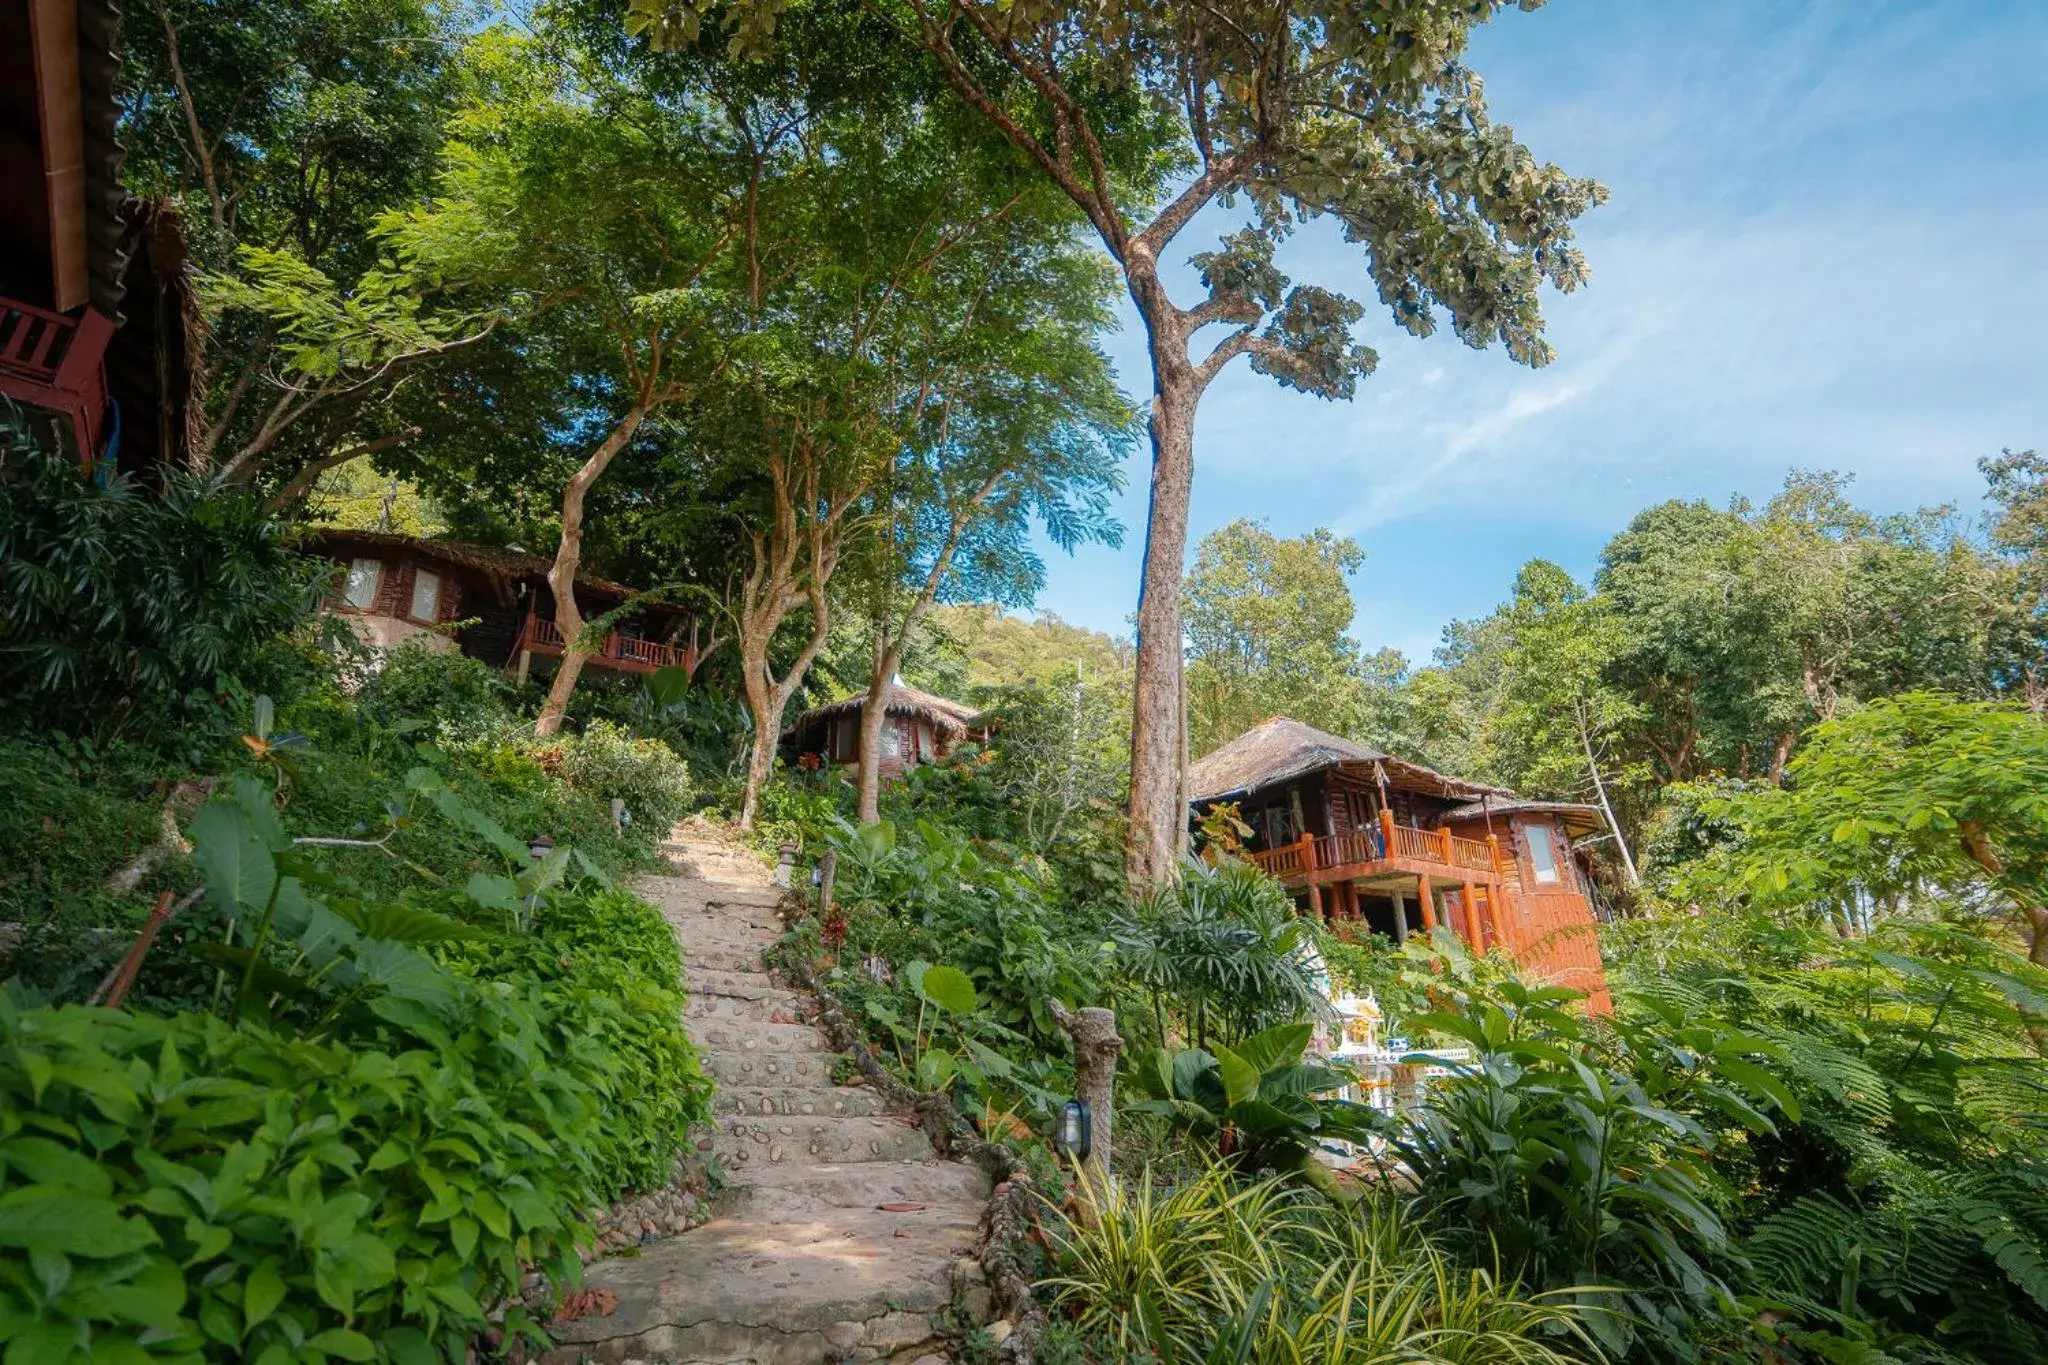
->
[541, 1201, 982, 1365]
[687, 941, 773, 974]
[725, 1159, 992, 1213]
[706, 1114, 932, 1171]
[702, 1049, 838, 1088]
[714, 1084, 891, 1119]
[691, 1018, 832, 1056]
[686, 966, 790, 1001]
[687, 990, 807, 1024]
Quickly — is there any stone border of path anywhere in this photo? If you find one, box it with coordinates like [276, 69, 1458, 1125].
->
[765, 903, 1052, 1365]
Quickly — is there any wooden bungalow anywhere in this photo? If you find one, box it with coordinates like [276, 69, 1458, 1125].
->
[298, 529, 697, 679]
[1189, 717, 1611, 1009]
[784, 684, 983, 781]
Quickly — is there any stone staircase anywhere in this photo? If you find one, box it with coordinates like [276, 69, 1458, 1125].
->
[543, 821, 993, 1364]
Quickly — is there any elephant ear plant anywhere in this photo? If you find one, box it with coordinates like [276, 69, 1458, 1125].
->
[1132, 1021, 1379, 1197]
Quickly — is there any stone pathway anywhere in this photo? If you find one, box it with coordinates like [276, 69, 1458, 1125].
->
[544, 819, 993, 1364]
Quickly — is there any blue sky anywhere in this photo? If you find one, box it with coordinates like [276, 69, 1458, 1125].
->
[1026, 0, 2048, 664]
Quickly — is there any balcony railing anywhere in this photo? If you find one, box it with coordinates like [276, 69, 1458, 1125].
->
[0, 297, 114, 467]
[518, 610, 693, 676]
[1246, 816, 1509, 885]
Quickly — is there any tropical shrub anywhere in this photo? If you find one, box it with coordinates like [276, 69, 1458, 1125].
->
[530, 719, 692, 834]
[1041, 1159, 1603, 1365]
[1612, 914, 2048, 1364]
[0, 422, 323, 740]
[435, 886, 711, 1193]
[1111, 858, 1326, 1051]
[822, 817, 1107, 1045]
[1131, 1021, 1379, 1196]
[0, 990, 598, 1363]
[0, 767, 706, 1361]
[1381, 977, 1797, 1361]
[355, 646, 522, 748]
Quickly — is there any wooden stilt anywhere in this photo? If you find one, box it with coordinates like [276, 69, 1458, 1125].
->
[1461, 880, 1478, 951]
[1418, 873, 1436, 933]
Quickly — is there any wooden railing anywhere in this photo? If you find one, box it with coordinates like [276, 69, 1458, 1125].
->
[0, 296, 113, 467]
[1248, 819, 1509, 882]
[519, 610, 692, 675]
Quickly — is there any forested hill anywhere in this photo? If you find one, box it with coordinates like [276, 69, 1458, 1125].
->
[918, 604, 1132, 692]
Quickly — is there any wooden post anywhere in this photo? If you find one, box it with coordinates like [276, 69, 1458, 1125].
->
[816, 848, 837, 921]
[1438, 826, 1455, 865]
[1048, 1002, 1122, 1198]
[1390, 888, 1409, 944]
[1417, 873, 1436, 932]
[1488, 834, 1506, 881]
[1379, 808, 1397, 860]
[1461, 880, 1479, 950]
[1301, 834, 1323, 921]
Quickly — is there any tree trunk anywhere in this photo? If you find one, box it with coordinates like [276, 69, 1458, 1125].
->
[1577, 700, 1640, 887]
[1768, 728, 1798, 786]
[534, 405, 648, 737]
[855, 655, 893, 825]
[1049, 1001, 1123, 1199]
[1127, 305, 1197, 887]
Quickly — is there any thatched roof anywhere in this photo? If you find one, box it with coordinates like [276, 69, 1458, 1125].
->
[1188, 716, 1508, 805]
[788, 684, 981, 740]
[296, 529, 684, 612]
[1444, 797, 1607, 837]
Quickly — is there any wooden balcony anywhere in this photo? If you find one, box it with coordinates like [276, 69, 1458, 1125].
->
[518, 610, 696, 676]
[1247, 809, 1610, 1012]
[0, 297, 113, 468]
[1247, 811, 1521, 891]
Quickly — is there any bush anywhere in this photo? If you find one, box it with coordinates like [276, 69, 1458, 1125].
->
[530, 720, 692, 835]
[356, 646, 523, 748]
[0, 772, 708, 1361]
[1042, 1159, 1602, 1364]
[435, 886, 711, 1194]
[0, 417, 323, 741]
[1381, 976, 1797, 1361]
[0, 989, 599, 1362]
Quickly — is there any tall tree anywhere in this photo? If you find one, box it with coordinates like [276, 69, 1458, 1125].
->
[121, 0, 485, 490]
[845, 231, 1132, 823]
[1982, 448, 2048, 710]
[630, 0, 1605, 885]
[388, 35, 775, 734]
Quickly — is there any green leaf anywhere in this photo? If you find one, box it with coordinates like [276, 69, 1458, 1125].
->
[0, 1190, 156, 1257]
[0, 1139, 112, 1196]
[97, 1256, 186, 1328]
[915, 965, 977, 1015]
[306, 1328, 377, 1361]
[1213, 1046, 1260, 1110]
[244, 1260, 286, 1330]
[1714, 1057, 1802, 1121]
[1231, 1022, 1312, 1075]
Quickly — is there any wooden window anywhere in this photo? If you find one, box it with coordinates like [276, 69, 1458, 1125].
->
[879, 718, 907, 760]
[409, 568, 442, 622]
[1525, 824, 1560, 884]
[343, 558, 381, 609]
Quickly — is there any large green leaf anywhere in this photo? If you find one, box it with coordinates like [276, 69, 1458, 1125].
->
[916, 964, 978, 1014]
[1232, 1021, 1312, 1075]
[1213, 1045, 1260, 1109]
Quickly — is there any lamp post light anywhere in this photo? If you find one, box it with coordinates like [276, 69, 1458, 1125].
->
[1053, 1099, 1093, 1166]
[528, 833, 555, 863]
[773, 840, 797, 888]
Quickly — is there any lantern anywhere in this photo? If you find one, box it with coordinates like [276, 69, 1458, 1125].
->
[1053, 1099, 1093, 1164]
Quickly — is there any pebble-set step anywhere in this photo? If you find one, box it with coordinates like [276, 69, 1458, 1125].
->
[543, 818, 993, 1365]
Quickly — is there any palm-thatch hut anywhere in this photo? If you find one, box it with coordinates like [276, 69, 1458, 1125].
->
[783, 683, 983, 778]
